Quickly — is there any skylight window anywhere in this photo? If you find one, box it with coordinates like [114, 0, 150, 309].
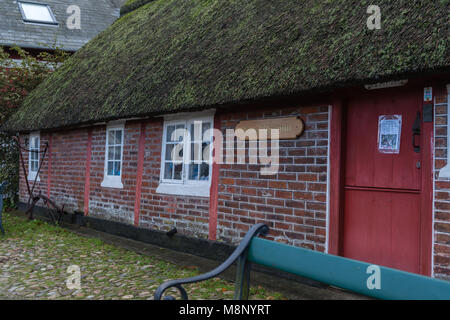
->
[18, 2, 58, 25]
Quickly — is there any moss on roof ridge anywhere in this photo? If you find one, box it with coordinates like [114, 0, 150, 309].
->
[120, 0, 154, 16]
[3, 0, 449, 132]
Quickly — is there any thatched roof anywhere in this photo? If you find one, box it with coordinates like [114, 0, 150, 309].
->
[2, 0, 449, 132]
[120, 0, 152, 16]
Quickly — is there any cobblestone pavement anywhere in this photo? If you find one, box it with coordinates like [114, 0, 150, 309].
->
[0, 211, 285, 300]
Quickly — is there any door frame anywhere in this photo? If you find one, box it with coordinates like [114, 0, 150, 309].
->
[328, 87, 433, 276]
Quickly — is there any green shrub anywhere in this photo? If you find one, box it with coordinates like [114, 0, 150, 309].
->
[0, 47, 69, 205]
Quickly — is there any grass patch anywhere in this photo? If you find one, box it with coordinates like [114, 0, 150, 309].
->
[0, 211, 286, 300]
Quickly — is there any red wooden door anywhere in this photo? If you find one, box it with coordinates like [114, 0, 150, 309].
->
[342, 89, 425, 274]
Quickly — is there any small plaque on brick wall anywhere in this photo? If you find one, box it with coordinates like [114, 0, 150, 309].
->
[235, 117, 305, 140]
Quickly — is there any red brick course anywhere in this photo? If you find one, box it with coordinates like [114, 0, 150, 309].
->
[216, 105, 329, 252]
[19, 130, 87, 212]
[19, 104, 329, 250]
[434, 91, 450, 280]
[19, 120, 210, 239]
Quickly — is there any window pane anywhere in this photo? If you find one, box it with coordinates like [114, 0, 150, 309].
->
[20, 3, 55, 23]
[114, 146, 121, 160]
[166, 124, 185, 142]
[106, 161, 114, 176]
[200, 163, 209, 180]
[190, 143, 195, 161]
[202, 122, 211, 138]
[108, 131, 115, 145]
[191, 122, 202, 142]
[166, 125, 175, 142]
[191, 142, 201, 162]
[202, 142, 210, 162]
[164, 162, 173, 180]
[116, 130, 122, 144]
[34, 137, 39, 148]
[114, 161, 121, 176]
[108, 146, 114, 161]
[174, 144, 184, 162]
[174, 125, 185, 142]
[174, 164, 183, 180]
[188, 164, 199, 180]
[165, 144, 174, 161]
[107, 161, 114, 175]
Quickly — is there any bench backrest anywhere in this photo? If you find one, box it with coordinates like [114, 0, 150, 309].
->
[248, 238, 450, 300]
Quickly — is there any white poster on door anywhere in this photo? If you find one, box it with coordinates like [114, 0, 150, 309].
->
[378, 115, 402, 154]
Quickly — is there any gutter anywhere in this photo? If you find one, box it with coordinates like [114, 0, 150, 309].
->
[1, 43, 77, 53]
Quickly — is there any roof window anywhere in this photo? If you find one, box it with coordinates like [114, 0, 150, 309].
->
[18, 1, 58, 25]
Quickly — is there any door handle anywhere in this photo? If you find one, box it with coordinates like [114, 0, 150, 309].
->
[412, 111, 420, 153]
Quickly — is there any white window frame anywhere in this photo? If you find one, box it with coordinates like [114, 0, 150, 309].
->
[18, 1, 58, 25]
[157, 110, 215, 197]
[28, 132, 40, 181]
[101, 122, 125, 189]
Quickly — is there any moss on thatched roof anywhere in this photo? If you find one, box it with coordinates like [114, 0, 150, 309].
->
[3, 0, 449, 132]
[120, 0, 153, 16]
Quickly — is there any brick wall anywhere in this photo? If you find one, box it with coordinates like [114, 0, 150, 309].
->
[87, 123, 139, 224]
[138, 119, 210, 239]
[19, 105, 330, 248]
[216, 105, 329, 251]
[434, 88, 450, 280]
[19, 130, 87, 212]
[18, 120, 211, 239]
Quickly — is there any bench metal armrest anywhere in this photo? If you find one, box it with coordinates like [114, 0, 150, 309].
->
[154, 223, 269, 300]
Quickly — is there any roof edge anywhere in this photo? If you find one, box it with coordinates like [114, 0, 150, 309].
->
[3, 67, 449, 134]
[1, 43, 77, 53]
[120, 0, 154, 16]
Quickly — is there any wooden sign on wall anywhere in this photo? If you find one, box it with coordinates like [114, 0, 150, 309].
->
[235, 117, 305, 140]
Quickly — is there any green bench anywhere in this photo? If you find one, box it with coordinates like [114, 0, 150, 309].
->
[154, 224, 450, 300]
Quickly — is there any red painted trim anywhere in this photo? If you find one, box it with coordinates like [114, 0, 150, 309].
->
[328, 99, 344, 255]
[83, 129, 93, 216]
[208, 113, 221, 241]
[134, 122, 147, 227]
[419, 98, 434, 276]
[47, 134, 52, 199]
